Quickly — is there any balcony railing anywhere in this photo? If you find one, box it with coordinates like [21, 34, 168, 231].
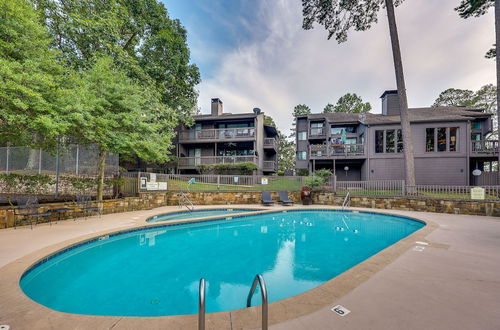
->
[178, 156, 258, 167]
[263, 138, 276, 148]
[179, 128, 255, 141]
[471, 140, 499, 154]
[263, 160, 277, 171]
[309, 128, 326, 138]
[310, 144, 365, 158]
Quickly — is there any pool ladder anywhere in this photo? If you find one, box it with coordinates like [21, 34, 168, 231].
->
[342, 191, 351, 211]
[179, 192, 194, 212]
[198, 274, 268, 330]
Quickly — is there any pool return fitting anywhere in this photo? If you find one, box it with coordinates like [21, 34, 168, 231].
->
[198, 274, 268, 330]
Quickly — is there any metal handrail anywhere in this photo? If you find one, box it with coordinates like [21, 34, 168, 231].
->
[198, 278, 206, 330]
[246, 274, 268, 330]
[179, 192, 194, 212]
[342, 191, 350, 210]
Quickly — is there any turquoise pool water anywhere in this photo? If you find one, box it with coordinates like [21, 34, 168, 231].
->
[147, 208, 259, 222]
[20, 210, 424, 317]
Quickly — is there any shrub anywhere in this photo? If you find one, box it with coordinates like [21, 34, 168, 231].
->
[197, 162, 258, 175]
[0, 173, 55, 194]
[315, 169, 332, 181]
[297, 168, 309, 176]
[277, 170, 285, 176]
[304, 174, 325, 188]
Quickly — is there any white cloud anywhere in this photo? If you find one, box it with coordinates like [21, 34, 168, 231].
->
[196, 0, 495, 135]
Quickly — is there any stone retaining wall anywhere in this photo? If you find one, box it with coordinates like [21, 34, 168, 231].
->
[312, 192, 500, 217]
[1, 191, 498, 229]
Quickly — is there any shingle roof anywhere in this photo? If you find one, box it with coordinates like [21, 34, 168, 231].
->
[299, 107, 489, 125]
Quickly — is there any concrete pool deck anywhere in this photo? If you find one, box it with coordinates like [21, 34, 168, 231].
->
[0, 205, 499, 329]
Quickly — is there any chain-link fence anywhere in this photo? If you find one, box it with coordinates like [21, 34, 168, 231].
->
[0, 144, 119, 176]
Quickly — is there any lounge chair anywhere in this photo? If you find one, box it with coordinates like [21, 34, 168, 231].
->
[261, 192, 275, 206]
[278, 191, 294, 206]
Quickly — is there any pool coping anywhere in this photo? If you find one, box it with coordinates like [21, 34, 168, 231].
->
[0, 206, 437, 329]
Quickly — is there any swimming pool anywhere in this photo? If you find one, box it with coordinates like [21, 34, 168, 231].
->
[147, 208, 260, 222]
[20, 210, 424, 317]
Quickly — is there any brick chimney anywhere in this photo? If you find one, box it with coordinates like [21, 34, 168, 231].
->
[211, 98, 223, 116]
[381, 90, 400, 116]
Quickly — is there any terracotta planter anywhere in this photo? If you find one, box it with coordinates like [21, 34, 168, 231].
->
[301, 186, 312, 205]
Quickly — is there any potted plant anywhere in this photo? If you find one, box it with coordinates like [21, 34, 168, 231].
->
[301, 174, 325, 205]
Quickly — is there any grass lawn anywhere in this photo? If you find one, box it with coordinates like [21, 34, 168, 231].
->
[168, 177, 303, 192]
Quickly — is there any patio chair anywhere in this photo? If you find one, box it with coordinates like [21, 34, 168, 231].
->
[49, 200, 73, 224]
[76, 195, 101, 219]
[278, 191, 294, 206]
[261, 192, 275, 206]
[14, 196, 51, 229]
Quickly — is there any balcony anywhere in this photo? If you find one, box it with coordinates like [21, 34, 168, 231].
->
[178, 156, 258, 168]
[471, 140, 499, 155]
[309, 144, 365, 158]
[263, 138, 277, 149]
[179, 128, 255, 142]
[263, 160, 277, 171]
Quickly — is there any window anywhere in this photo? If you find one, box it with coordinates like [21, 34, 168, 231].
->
[426, 128, 435, 152]
[331, 127, 355, 135]
[426, 127, 459, 152]
[397, 129, 403, 153]
[297, 151, 307, 160]
[437, 128, 447, 152]
[449, 127, 458, 152]
[385, 130, 395, 153]
[375, 129, 402, 153]
[310, 122, 324, 136]
[472, 122, 481, 130]
[298, 131, 307, 141]
[375, 130, 384, 153]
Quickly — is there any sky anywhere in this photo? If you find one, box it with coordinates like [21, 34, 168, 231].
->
[163, 0, 495, 135]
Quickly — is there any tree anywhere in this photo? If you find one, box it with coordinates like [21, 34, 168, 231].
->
[433, 88, 476, 107]
[33, 0, 200, 122]
[323, 103, 335, 113]
[302, 0, 417, 186]
[325, 93, 372, 113]
[456, 0, 499, 177]
[69, 57, 176, 200]
[264, 115, 296, 172]
[433, 84, 498, 137]
[0, 0, 68, 149]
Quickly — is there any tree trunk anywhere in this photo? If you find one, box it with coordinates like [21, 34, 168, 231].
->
[97, 148, 107, 201]
[25, 134, 40, 171]
[496, 0, 500, 182]
[385, 0, 416, 187]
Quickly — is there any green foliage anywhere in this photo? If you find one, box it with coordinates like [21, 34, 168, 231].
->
[196, 162, 258, 175]
[485, 45, 496, 59]
[69, 56, 175, 163]
[33, 0, 201, 121]
[302, 0, 404, 42]
[293, 104, 312, 117]
[314, 169, 332, 181]
[297, 168, 309, 176]
[455, 0, 493, 18]
[455, 0, 495, 58]
[304, 174, 325, 188]
[323, 103, 335, 113]
[0, 173, 55, 194]
[0, 0, 68, 148]
[278, 132, 296, 172]
[277, 170, 285, 176]
[324, 93, 372, 113]
[264, 115, 276, 127]
[64, 176, 98, 193]
[432, 88, 476, 107]
[433, 84, 496, 114]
